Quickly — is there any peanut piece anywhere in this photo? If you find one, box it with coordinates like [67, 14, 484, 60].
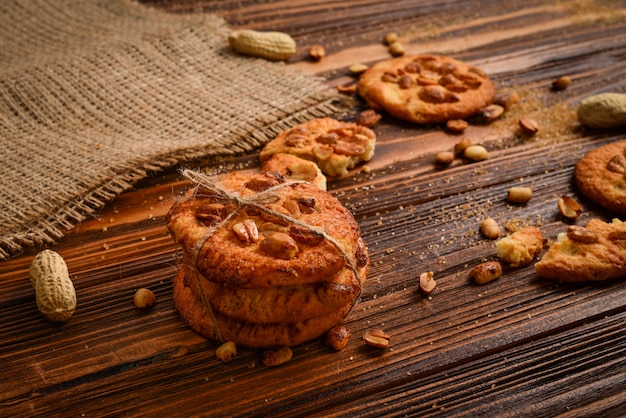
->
[308, 44, 325, 61]
[479, 104, 504, 123]
[326, 325, 351, 351]
[454, 137, 472, 155]
[567, 225, 598, 244]
[446, 119, 468, 133]
[494, 91, 519, 110]
[552, 76, 571, 91]
[228, 29, 296, 61]
[507, 186, 533, 204]
[134, 288, 156, 309]
[216, 341, 237, 363]
[363, 329, 391, 349]
[577, 93, 626, 129]
[519, 117, 539, 135]
[607, 155, 626, 174]
[29, 250, 77, 322]
[464, 145, 489, 161]
[355, 109, 381, 127]
[232, 219, 260, 243]
[480, 218, 501, 240]
[419, 271, 436, 295]
[349, 63, 369, 75]
[435, 151, 454, 166]
[388, 41, 405, 56]
[470, 261, 502, 285]
[383, 32, 398, 45]
[260, 232, 299, 259]
[262, 346, 293, 366]
[558, 195, 582, 220]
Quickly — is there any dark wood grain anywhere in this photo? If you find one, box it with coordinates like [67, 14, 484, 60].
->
[2, 1, 626, 417]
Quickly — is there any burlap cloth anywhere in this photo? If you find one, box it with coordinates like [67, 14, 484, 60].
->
[0, 0, 345, 260]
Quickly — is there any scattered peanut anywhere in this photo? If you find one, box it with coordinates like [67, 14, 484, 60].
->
[228, 29, 296, 61]
[464, 144, 489, 161]
[577, 92, 626, 129]
[388, 41, 405, 57]
[419, 271, 437, 295]
[552, 76, 571, 91]
[363, 329, 391, 349]
[558, 195, 582, 220]
[29, 250, 77, 322]
[567, 225, 598, 244]
[479, 104, 504, 123]
[454, 137, 472, 155]
[383, 32, 399, 45]
[308, 44, 325, 61]
[134, 288, 156, 309]
[507, 186, 533, 204]
[480, 217, 501, 240]
[262, 346, 293, 366]
[337, 83, 357, 94]
[216, 341, 237, 363]
[355, 109, 381, 127]
[349, 63, 369, 75]
[518, 117, 539, 135]
[446, 119, 468, 133]
[435, 151, 455, 166]
[469, 261, 503, 285]
[326, 325, 351, 351]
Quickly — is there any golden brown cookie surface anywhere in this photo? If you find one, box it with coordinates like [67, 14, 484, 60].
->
[165, 171, 365, 288]
[575, 140, 626, 216]
[535, 219, 626, 282]
[357, 54, 495, 124]
[172, 267, 354, 349]
[181, 248, 368, 324]
[259, 118, 376, 177]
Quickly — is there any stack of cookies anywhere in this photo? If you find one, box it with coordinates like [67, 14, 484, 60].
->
[166, 170, 369, 349]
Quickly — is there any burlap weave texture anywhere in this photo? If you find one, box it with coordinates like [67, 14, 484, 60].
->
[0, 0, 342, 260]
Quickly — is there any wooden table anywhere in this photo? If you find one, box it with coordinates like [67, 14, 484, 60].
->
[2, 1, 626, 416]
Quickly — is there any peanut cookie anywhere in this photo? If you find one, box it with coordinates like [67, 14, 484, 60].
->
[261, 153, 327, 190]
[575, 140, 626, 216]
[357, 54, 495, 124]
[172, 267, 354, 349]
[496, 226, 544, 268]
[181, 256, 367, 324]
[166, 171, 366, 288]
[259, 118, 376, 177]
[535, 219, 626, 282]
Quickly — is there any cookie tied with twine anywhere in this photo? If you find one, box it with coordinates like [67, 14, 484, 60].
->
[166, 168, 369, 349]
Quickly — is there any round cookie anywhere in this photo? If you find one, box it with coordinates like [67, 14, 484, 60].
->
[166, 171, 365, 288]
[172, 267, 354, 349]
[259, 118, 376, 177]
[575, 140, 626, 216]
[357, 54, 496, 124]
[181, 250, 368, 324]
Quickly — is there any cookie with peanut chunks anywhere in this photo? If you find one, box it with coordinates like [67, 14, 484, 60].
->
[165, 171, 367, 289]
[172, 267, 354, 349]
[575, 140, 626, 216]
[496, 226, 544, 268]
[180, 251, 367, 324]
[357, 54, 495, 124]
[259, 118, 376, 177]
[535, 218, 626, 282]
[261, 153, 327, 191]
